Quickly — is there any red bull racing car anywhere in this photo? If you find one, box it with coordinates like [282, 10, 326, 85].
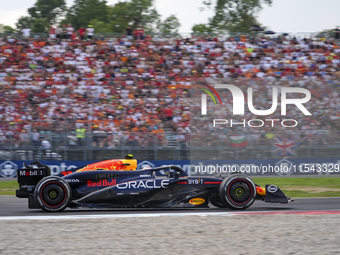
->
[16, 157, 293, 212]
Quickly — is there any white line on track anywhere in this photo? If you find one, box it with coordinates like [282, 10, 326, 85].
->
[0, 212, 241, 220]
[1, 209, 340, 221]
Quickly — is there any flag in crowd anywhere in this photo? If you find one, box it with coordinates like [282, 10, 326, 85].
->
[230, 136, 247, 148]
[273, 138, 295, 156]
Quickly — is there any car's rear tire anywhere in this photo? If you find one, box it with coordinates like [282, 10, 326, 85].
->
[34, 176, 71, 212]
[219, 175, 256, 210]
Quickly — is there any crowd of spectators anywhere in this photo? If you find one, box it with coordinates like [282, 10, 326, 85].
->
[0, 31, 339, 152]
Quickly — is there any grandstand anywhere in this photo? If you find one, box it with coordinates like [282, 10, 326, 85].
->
[0, 34, 339, 161]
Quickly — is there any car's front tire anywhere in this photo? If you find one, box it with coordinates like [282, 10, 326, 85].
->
[34, 176, 71, 212]
[219, 175, 256, 210]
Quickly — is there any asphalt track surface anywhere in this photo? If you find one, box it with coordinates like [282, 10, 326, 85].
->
[1, 196, 340, 217]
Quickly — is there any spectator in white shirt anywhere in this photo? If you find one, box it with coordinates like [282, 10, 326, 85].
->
[41, 137, 51, 150]
[86, 25, 94, 40]
[66, 24, 74, 39]
[21, 27, 32, 38]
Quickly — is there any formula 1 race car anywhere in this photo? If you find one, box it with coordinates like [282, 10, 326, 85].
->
[16, 160, 293, 212]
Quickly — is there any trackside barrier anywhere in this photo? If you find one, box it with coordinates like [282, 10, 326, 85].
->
[1, 158, 340, 178]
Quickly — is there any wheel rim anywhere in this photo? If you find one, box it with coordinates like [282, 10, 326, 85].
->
[41, 183, 66, 207]
[235, 187, 244, 197]
[228, 180, 252, 204]
[49, 190, 57, 199]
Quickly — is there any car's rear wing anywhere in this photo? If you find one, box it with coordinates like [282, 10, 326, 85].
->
[16, 161, 51, 198]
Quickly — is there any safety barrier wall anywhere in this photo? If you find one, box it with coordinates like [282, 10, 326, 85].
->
[1, 158, 340, 178]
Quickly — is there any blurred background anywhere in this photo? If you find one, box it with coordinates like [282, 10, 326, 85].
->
[0, 0, 339, 163]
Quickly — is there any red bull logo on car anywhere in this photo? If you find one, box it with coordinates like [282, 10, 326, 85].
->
[256, 186, 266, 196]
[87, 179, 116, 187]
